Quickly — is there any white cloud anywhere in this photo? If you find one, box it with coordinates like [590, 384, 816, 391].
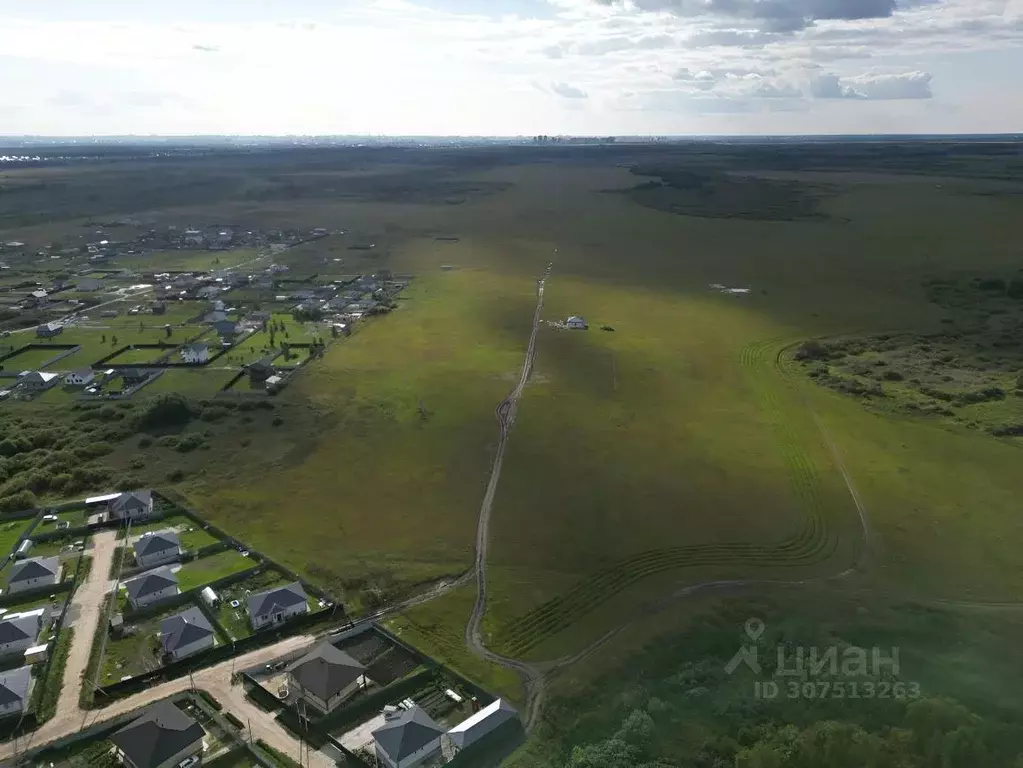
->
[550, 81, 589, 98]
[811, 71, 933, 99]
[0, 0, 1019, 134]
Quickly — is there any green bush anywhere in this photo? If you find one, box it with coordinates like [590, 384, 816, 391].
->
[0, 490, 37, 513]
[137, 393, 193, 430]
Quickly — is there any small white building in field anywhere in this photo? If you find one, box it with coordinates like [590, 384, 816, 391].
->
[566, 316, 586, 330]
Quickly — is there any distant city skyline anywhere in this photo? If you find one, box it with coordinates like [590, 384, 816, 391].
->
[2, 0, 1021, 136]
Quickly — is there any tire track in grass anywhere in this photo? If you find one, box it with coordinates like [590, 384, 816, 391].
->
[492, 336, 846, 658]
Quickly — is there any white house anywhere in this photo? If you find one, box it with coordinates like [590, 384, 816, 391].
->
[109, 490, 155, 520]
[373, 706, 445, 768]
[0, 666, 32, 718]
[566, 315, 586, 329]
[287, 643, 368, 714]
[196, 286, 220, 300]
[0, 611, 43, 658]
[18, 371, 60, 391]
[160, 607, 215, 661]
[444, 698, 518, 754]
[65, 370, 96, 387]
[35, 321, 62, 337]
[246, 582, 308, 630]
[5, 557, 61, 594]
[133, 530, 181, 568]
[124, 567, 179, 610]
[179, 343, 209, 364]
[110, 700, 206, 768]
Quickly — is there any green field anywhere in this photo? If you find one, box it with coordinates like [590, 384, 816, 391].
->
[0, 518, 33, 559]
[0, 345, 76, 371]
[175, 550, 254, 592]
[111, 247, 263, 272]
[5, 144, 1023, 765]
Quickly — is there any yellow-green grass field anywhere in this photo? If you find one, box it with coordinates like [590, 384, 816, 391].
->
[171, 163, 1023, 669]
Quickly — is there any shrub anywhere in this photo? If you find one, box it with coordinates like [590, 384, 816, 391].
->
[115, 474, 142, 490]
[129, 457, 145, 469]
[167, 468, 186, 482]
[157, 435, 179, 448]
[138, 436, 153, 448]
[175, 434, 205, 453]
[794, 340, 830, 361]
[882, 370, 904, 381]
[1008, 277, 1023, 300]
[137, 393, 193, 430]
[271, 417, 284, 427]
[0, 490, 37, 513]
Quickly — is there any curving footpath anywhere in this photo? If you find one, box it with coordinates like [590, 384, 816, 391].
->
[464, 264, 553, 733]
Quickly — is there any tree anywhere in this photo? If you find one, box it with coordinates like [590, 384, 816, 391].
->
[101, 334, 106, 344]
[165, 325, 172, 338]
[111, 335, 118, 346]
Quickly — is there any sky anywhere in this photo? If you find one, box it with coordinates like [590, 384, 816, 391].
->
[1, 0, 1021, 136]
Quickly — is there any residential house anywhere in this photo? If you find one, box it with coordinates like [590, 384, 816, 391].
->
[246, 582, 308, 630]
[294, 299, 321, 313]
[151, 302, 167, 315]
[109, 700, 205, 768]
[28, 290, 49, 305]
[216, 230, 233, 245]
[124, 567, 179, 610]
[373, 706, 446, 768]
[444, 699, 518, 755]
[182, 229, 204, 246]
[65, 370, 96, 387]
[160, 607, 215, 661]
[75, 278, 105, 291]
[5, 557, 61, 594]
[18, 371, 60, 391]
[211, 299, 226, 312]
[35, 322, 63, 338]
[180, 343, 210, 365]
[287, 643, 368, 714]
[0, 666, 32, 718]
[0, 611, 43, 658]
[566, 315, 587, 329]
[213, 320, 237, 339]
[247, 356, 276, 383]
[291, 290, 316, 301]
[109, 490, 155, 520]
[133, 530, 181, 568]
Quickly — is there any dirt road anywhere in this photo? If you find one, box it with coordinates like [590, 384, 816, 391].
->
[1, 630, 326, 765]
[463, 263, 553, 732]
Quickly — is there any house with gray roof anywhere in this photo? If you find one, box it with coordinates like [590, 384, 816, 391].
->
[246, 582, 308, 630]
[124, 567, 179, 610]
[0, 611, 42, 658]
[373, 705, 445, 768]
[110, 699, 205, 768]
[6, 556, 61, 594]
[0, 666, 32, 718]
[133, 530, 181, 568]
[18, 371, 60, 391]
[109, 489, 154, 520]
[287, 642, 368, 713]
[160, 607, 215, 661]
[35, 321, 61, 337]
